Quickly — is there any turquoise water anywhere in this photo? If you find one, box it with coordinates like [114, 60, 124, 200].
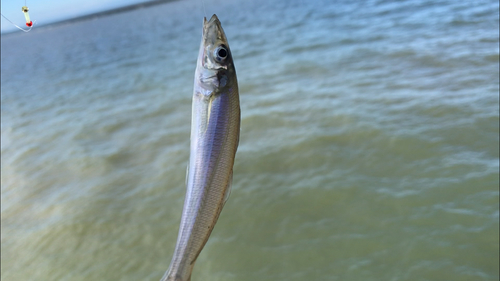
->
[1, 0, 499, 280]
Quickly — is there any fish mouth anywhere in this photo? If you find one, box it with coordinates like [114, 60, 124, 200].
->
[202, 14, 227, 45]
[204, 14, 220, 26]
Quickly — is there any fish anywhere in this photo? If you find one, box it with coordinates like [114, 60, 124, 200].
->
[160, 14, 240, 281]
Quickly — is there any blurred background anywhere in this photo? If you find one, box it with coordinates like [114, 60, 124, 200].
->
[1, 0, 499, 280]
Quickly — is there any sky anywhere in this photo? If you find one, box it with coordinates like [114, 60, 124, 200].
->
[1, 0, 151, 33]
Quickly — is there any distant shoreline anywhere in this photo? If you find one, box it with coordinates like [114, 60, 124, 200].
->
[1, 0, 180, 35]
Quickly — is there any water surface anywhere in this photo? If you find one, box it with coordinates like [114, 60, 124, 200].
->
[1, 0, 499, 280]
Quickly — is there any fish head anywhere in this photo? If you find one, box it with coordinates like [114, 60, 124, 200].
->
[196, 14, 235, 96]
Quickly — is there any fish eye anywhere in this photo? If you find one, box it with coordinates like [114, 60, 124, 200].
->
[214, 45, 228, 61]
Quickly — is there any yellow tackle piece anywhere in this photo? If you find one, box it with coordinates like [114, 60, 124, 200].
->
[22, 6, 32, 27]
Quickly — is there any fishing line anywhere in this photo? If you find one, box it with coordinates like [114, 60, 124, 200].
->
[1, 2, 35, 32]
[201, 0, 207, 18]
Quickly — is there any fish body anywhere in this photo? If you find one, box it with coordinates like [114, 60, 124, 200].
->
[161, 14, 240, 281]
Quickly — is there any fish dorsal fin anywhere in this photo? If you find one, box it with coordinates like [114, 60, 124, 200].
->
[223, 170, 233, 204]
[185, 162, 189, 186]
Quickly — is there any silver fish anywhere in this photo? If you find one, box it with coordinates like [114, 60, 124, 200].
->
[160, 14, 240, 281]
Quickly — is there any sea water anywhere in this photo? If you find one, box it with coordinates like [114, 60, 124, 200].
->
[1, 0, 499, 280]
